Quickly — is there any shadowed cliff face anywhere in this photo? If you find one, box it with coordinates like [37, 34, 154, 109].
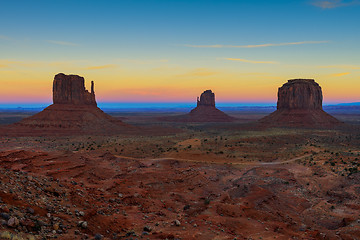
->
[260, 79, 341, 127]
[197, 90, 215, 107]
[53, 73, 96, 106]
[277, 79, 322, 110]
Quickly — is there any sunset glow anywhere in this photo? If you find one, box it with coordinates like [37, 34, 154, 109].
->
[1, 0, 359, 105]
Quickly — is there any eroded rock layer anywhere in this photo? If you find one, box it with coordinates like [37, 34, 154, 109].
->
[260, 79, 341, 127]
[14, 104, 130, 134]
[162, 90, 235, 122]
[5, 73, 134, 135]
[197, 90, 215, 107]
[53, 73, 96, 105]
[277, 79, 322, 110]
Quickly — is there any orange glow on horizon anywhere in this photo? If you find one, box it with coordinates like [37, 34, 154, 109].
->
[0, 61, 359, 104]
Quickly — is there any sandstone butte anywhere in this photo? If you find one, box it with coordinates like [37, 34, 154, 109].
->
[6, 73, 133, 135]
[53, 73, 97, 106]
[161, 90, 235, 122]
[259, 79, 342, 127]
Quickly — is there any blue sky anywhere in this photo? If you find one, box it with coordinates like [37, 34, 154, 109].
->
[0, 0, 359, 104]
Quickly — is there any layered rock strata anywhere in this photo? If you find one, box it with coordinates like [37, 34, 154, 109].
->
[259, 79, 341, 127]
[53, 73, 96, 105]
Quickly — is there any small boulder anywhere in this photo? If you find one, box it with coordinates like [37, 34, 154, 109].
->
[7, 217, 19, 227]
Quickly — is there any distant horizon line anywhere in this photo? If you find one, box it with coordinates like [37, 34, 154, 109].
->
[0, 101, 358, 109]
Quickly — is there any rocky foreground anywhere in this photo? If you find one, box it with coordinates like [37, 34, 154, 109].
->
[0, 149, 359, 240]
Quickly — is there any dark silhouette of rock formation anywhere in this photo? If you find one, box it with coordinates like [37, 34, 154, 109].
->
[162, 90, 235, 122]
[9, 73, 133, 135]
[197, 90, 215, 107]
[259, 79, 341, 127]
[53, 73, 96, 105]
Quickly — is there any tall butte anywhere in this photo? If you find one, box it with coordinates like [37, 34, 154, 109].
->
[162, 90, 235, 122]
[259, 79, 341, 127]
[11, 73, 132, 135]
[53, 73, 96, 105]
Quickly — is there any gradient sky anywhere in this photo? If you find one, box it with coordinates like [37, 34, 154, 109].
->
[0, 0, 359, 104]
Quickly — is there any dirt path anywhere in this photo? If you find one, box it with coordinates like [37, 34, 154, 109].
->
[114, 153, 312, 166]
[259, 154, 312, 165]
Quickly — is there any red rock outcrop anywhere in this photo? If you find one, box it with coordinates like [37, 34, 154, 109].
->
[277, 79, 322, 110]
[260, 79, 341, 127]
[53, 73, 96, 105]
[7, 73, 134, 135]
[197, 90, 215, 107]
[162, 90, 235, 122]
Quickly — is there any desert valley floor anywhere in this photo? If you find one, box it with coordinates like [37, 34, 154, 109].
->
[0, 109, 359, 240]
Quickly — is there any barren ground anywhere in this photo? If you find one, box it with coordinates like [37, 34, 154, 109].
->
[0, 110, 359, 240]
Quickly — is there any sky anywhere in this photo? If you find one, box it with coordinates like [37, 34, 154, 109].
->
[0, 0, 359, 105]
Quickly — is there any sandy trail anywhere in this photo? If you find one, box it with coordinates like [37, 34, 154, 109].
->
[114, 153, 312, 166]
[259, 153, 312, 165]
